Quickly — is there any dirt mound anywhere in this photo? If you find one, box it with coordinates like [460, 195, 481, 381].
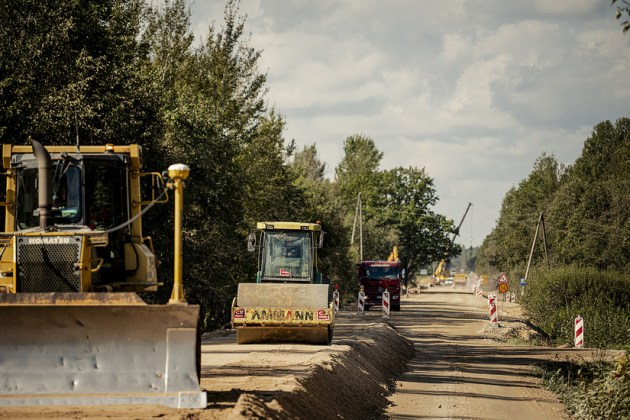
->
[478, 320, 545, 343]
[478, 300, 546, 344]
[227, 320, 414, 419]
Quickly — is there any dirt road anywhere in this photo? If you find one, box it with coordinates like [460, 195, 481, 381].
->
[0, 286, 579, 419]
[387, 287, 569, 419]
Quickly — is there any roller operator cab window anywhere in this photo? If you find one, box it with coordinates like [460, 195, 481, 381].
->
[261, 231, 312, 279]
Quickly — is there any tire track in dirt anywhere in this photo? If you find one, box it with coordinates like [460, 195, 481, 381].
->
[386, 287, 570, 420]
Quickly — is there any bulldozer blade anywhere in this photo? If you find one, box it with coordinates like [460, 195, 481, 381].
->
[0, 293, 206, 408]
[237, 326, 332, 345]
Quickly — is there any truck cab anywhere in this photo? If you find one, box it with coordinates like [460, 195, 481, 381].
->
[357, 260, 402, 311]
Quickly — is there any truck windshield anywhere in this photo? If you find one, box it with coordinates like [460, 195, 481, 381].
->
[261, 231, 312, 279]
[363, 266, 399, 279]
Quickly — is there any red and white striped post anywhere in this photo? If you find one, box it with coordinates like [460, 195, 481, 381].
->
[510, 292, 516, 303]
[575, 315, 584, 348]
[382, 290, 390, 318]
[332, 285, 340, 313]
[357, 287, 365, 315]
[488, 294, 498, 325]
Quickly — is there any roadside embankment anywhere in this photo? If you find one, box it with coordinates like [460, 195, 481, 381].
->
[227, 315, 415, 419]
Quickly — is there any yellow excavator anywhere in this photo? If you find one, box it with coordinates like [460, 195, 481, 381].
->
[0, 141, 205, 408]
[434, 202, 472, 285]
[387, 245, 399, 262]
[231, 221, 334, 345]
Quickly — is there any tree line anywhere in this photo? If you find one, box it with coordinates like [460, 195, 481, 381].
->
[477, 117, 630, 277]
[0, 0, 459, 330]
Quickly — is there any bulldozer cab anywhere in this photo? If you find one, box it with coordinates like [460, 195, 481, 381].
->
[251, 222, 323, 284]
[16, 152, 128, 288]
[0, 142, 206, 408]
[0, 143, 166, 293]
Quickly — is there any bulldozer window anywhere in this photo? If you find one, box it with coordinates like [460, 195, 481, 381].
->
[52, 165, 81, 221]
[15, 164, 83, 229]
[85, 163, 128, 230]
[15, 168, 39, 229]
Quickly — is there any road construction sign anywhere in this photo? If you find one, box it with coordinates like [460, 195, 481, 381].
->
[498, 273, 509, 284]
[498, 283, 509, 293]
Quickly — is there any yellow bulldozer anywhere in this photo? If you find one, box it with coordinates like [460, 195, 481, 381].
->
[231, 221, 334, 345]
[0, 141, 205, 408]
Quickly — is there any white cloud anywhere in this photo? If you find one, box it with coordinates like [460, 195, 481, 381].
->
[188, 0, 630, 246]
[534, 0, 598, 15]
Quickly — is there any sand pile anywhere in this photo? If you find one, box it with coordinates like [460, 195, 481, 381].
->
[227, 320, 414, 419]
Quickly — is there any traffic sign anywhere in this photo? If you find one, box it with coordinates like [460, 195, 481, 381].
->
[499, 283, 509, 293]
[498, 273, 509, 284]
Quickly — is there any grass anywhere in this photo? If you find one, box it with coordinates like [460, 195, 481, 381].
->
[539, 351, 629, 419]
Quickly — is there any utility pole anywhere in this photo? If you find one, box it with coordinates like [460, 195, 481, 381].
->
[351, 192, 363, 261]
[524, 212, 549, 281]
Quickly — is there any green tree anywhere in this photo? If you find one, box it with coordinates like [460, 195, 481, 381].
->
[334, 134, 383, 214]
[612, 0, 630, 33]
[334, 134, 387, 261]
[238, 109, 303, 225]
[292, 144, 326, 182]
[142, 0, 276, 328]
[291, 145, 354, 292]
[381, 166, 454, 280]
[547, 118, 630, 270]
[477, 153, 564, 273]
[0, 0, 159, 145]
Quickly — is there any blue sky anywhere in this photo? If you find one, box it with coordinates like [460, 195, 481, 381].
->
[189, 0, 630, 246]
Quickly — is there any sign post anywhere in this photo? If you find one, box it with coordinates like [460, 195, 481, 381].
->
[575, 315, 584, 347]
[357, 286, 365, 315]
[498, 274, 509, 312]
[332, 285, 340, 313]
[382, 290, 390, 318]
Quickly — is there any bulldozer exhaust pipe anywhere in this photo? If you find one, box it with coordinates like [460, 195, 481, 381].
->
[31, 139, 53, 229]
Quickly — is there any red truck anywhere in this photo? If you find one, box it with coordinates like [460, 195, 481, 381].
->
[356, 260, 402, 311]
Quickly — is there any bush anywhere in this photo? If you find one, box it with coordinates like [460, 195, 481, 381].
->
[541, 352, 630, 419]
[521, 266, 630, 349]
